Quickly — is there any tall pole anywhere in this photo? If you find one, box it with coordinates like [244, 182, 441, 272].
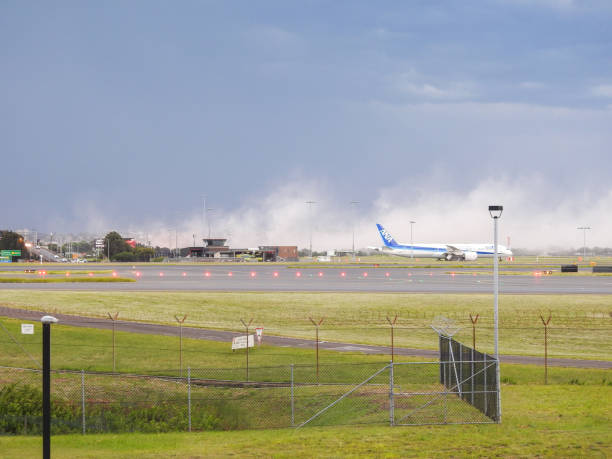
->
[41, 315, 58, 459]
[577, 226, 590, 260]
[305, 201, 316, 258]
[410, 221, 416, 259]
[488, 205, 502, 424]
[350, 201, 359, 261]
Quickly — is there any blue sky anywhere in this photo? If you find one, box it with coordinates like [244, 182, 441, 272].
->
[2, 1, 612, 249]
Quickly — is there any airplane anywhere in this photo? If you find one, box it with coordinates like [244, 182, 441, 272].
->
[375, 223, 513, 261]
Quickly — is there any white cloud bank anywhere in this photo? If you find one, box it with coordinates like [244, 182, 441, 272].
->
[130, 176, 611, 252]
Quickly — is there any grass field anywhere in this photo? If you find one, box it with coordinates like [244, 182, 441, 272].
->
[0, 290, 610, 360]
[0, 383, 610, 458]
[1, 316, 610, 386]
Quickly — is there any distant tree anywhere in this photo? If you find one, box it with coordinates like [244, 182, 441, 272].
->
[103, 232, 131, 259]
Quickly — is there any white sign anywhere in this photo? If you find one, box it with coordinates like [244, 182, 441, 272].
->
[231, 334, 254, 350]
[95, 239, 105, 248]
[255, 327, 264, 345]
[21, 324, 34, 335]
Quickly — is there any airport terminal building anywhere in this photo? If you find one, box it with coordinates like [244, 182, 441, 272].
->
[187, 238, 298, 262]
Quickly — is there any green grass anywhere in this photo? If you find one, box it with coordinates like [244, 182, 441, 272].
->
[0, 316, 610, 385]
[0, 290, 610, 360]
[0, 277, 135, 283]
[0, 270, 113, 276]
[0, 383, 610, 458]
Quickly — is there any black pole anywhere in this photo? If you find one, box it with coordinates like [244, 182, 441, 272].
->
[42, 322, 51, 459]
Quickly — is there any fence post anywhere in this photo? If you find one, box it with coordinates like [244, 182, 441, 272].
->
[290, 364, 295, 427]
[175, 315, 187, 378]
[107, 312, 119, 373]
[469, 313, 479, 349]
[81, 369, 85, 435]
[483, 353, 488, 417]
[309, 317, 324, 384]
[540, 313, 552, 385]
[389, 361, 394, 426]
[187, 367, 192, 432]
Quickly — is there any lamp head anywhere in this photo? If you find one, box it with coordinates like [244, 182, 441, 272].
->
[41, 315, 58, 324]
[488, 205, 503, 219]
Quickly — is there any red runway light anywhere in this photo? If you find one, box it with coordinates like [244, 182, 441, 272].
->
[88, 272, 93, 277]
[112, 271, 118, 277]
[407, 272, 412, 277]
[429, 272, 433, 276]
[135, 271, 141, 277]
[296, 271, 301, 277]
[228, 271, 233, 277]
[363, 272, 368, 277]
[451, 272, 455, 277]
[473, 272, 477, 276]
[204, 272, 211, 277]
[65, 272, 70, 277]
[182, 272, 187, 277]
[250, 271, 256, 277]
[340, 272, 346, 277]
[159, 272, 164, 277]
[273, 271, 279, 277]
[318, 272, 324, 277]
[385, 272, 390, 277]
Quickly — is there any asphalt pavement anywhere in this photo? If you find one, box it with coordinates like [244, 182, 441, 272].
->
[2, 264, 612, 294]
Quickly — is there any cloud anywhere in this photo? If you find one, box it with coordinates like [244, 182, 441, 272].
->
[392, 73, 475, 100]
[131, 175, 611, 253]
[590, 84, 612, 98]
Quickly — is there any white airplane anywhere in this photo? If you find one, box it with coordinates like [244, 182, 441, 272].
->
[375, 223, 513, 261]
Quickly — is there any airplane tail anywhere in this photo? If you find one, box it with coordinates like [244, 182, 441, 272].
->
[376, 224, 399, 247]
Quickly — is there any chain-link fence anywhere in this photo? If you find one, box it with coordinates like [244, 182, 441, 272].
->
[1, 348, 498, 434]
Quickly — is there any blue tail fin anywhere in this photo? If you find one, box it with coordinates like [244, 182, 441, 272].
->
[376, 224, 399, 247]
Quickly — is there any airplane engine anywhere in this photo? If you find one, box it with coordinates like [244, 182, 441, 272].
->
[463, 251, 478, 261]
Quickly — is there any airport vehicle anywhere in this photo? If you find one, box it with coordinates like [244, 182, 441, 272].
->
[375, 223, 513, 261]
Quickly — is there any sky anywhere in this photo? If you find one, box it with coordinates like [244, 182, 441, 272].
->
[2, 0, 612, 250]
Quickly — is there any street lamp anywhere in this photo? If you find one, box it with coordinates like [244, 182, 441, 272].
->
[577, 226, 591, 260]
[410, 221, 416, 259]
[350, 201, 359, 261]
[488, 205, 503, 423]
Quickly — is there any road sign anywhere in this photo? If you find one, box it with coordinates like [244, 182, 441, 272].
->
[95, 239, 104, 248]
[21, 324, 34, 335]
[1, 250, 21, 256]
[255, 327, 264, 345]
[231, 335, 254, 350]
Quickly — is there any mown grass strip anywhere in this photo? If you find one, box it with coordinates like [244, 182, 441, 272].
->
[0, 277, 134, 283]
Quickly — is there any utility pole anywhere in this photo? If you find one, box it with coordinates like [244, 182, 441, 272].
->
[350, 201, 359, 261]
[305, 201, 316, 257]
[410, 221, 416, 259]
[577, 226, 591, 260]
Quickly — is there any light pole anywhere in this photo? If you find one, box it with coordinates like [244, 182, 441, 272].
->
[305, 201, 316, 258]
[207, 208, 215, 238]
[488, 205, 503, 423]
[350, 201, 359, 261]
[410, 221, 416, 259]
[41, 315, 58, 459]
[577, 226, 591, 260]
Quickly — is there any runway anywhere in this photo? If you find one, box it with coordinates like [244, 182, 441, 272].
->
[2, 264, 612, 294]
